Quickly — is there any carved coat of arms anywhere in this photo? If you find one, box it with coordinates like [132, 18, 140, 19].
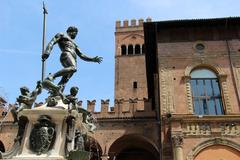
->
[29, 115, 55, 155]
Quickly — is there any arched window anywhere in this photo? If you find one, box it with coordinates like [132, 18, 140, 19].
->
[142, 44, 145, 54]
[190, 68, 224, 115]
[121, 45, 127, 55]
[135, 44, 141, 55]
[128, 45, 133, 55]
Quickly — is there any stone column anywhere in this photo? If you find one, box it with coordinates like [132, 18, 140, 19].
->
[172, 134, 184, 160]
[101, 155, 109, 160]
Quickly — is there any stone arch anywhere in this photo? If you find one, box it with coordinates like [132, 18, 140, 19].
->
[184, 63, 231, 114]
[0, 141, 5, 152]
[186, 138, 240, 160]
[108, 134, 159, 160]
[184, 63, 226, 77]
[84, 136, 102, 160]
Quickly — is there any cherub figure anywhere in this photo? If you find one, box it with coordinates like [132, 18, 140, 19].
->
[63, 86, 79, 110]
[11, 81, 42, 122]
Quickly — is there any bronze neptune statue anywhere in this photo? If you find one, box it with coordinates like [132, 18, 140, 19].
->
[42, 26, 102, 92]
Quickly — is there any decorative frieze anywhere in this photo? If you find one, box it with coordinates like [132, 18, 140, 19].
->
[181, 120, 240, 137]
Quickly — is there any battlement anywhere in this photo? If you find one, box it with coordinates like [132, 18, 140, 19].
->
[0, 98, 155, 122]
[115, 18, 152, 32]
[78, 98, 155, 119]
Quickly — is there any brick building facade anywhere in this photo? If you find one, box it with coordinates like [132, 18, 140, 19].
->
[0, 17, 240, 160]
[144, 17, 240, 160]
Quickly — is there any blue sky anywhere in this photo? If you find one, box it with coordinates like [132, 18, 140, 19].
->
[0, 0, 239, 109]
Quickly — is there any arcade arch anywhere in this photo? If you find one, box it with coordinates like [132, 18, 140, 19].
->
[108, 134, 159, 160]
[84, 136, 102, 160]
[194, 145, 240, 160]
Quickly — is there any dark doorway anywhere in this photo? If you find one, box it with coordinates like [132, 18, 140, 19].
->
[115, 148, 157, 160]
[109, 135, 159, 160]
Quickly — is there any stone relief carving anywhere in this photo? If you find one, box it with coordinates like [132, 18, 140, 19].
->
[29, 115, 55, 155]
[159, 60, 174, 114]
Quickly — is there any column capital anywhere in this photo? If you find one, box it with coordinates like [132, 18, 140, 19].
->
[101, 155, 110, 160]
[172, 134, 184, 147]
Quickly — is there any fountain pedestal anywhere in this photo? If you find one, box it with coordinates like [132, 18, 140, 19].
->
[4, 93, 93, 160]
[12, 106, 68, 160]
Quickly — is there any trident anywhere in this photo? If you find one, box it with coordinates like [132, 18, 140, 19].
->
[41, 2, 48, 81]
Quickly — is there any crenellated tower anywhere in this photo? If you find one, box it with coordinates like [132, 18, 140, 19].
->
[114, 18, 151, 102]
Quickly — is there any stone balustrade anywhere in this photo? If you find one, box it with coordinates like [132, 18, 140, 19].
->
[184, 122, 211, 136]
[220, 122, 240, 136]
[169, 115, 240, 137]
